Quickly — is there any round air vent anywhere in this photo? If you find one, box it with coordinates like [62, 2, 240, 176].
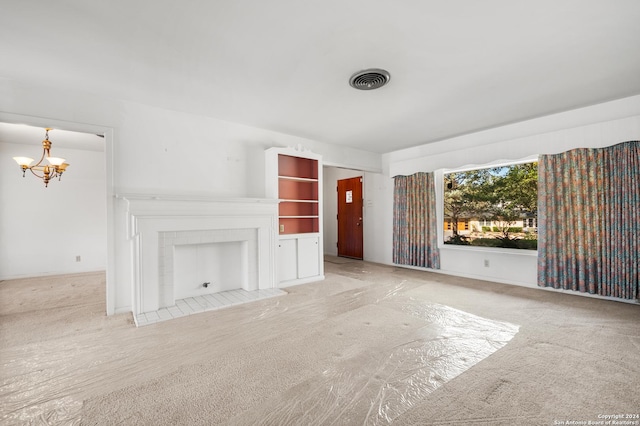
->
[349, 69, 391, 90]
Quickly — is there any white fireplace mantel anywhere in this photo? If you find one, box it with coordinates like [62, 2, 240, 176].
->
[118, 194, 279, 315]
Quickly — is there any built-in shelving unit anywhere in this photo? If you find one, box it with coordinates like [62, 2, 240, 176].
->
[265, 147, 324, 287]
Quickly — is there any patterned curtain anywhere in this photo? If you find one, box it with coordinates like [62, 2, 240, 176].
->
[393, 172, 440, 269]
[538, 141, 640, 299]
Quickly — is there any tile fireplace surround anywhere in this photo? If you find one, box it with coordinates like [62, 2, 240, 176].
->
[119, 194, 279, 317]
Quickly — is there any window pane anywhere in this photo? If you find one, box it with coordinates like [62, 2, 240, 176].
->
[443, 162, 538, 250]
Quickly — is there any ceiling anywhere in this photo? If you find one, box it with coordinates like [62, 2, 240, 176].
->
[0, 123, 104, 151]
[1, 0, 639, 153]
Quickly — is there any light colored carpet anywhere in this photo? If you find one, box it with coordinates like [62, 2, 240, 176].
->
[1, 262, 639, 425]
[81, 302, 517, 425]
[324, 255, 359, 264]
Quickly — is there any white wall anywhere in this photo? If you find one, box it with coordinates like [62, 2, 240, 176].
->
[115, 102, 381, 197]
[372, 95, 640, 289]
[0, 141, 106, 279]
[362, 171, 394, 265]
[0, 78, 382, 314]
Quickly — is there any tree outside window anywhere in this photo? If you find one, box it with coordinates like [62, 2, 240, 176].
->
[443, 162, 538, 250]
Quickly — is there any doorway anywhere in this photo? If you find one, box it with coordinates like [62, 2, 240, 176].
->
[0, 117, 113, 313]
[337, 176, 363, 259]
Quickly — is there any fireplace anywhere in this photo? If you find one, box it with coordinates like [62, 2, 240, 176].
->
[121, 195, 279, 315]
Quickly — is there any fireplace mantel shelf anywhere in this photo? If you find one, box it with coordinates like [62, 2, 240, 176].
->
[116, 193, 278, 204]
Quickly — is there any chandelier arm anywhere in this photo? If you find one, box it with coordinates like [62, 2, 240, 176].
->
[31, 148, 48, 169]
[28, 167, 45, 179]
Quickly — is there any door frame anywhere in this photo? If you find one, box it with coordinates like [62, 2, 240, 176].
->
[0, 111, 116, 315]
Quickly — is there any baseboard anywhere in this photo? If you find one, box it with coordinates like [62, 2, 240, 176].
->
[389, 263, 639, 305]
[278, 275, 326, 288]
[0, 269, 106, 281]
[114, 306, 133, 315]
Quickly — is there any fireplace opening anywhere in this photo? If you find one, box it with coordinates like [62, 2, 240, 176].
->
[173, 241, 249, 300]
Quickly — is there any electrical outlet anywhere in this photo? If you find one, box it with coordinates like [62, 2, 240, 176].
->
[484, 259, 490, 267]
[280, 224, 285, 233]
[76, 255, 81, 262]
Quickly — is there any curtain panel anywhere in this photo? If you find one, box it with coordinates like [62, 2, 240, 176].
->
[537, 141, 640, 300]
[393, 172, 440, 269]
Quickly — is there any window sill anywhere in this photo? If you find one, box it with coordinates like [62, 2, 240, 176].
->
[439, 244, 538, 257]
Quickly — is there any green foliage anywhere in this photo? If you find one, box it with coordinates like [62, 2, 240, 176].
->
[516, 239, 538, 250]
[470, 237, 538, 250]
[470, 238, 504, 248]
[443, 174, 475, 237]
[444, 162, 538, 241]
[495, 236, 520, 248]
[444, 234, 471, 245]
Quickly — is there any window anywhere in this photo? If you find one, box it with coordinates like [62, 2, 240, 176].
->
[443, 162, 538, 250]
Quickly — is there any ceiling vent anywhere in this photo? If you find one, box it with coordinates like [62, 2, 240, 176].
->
[349, 69, 391, 90]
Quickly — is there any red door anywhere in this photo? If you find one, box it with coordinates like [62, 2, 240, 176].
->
[337, 176, 363, 259]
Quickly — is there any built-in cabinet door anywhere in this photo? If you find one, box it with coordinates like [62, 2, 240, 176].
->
[278, 239, 297, 282]
[297, 236, 319, 278]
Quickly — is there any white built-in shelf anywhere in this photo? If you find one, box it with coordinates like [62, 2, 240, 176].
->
[280, 199, 319, 203]
[266, 147, 325, 286]
[278, 176, 319, 182]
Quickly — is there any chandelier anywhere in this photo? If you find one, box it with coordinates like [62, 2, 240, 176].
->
[13, 128, 69, 187]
